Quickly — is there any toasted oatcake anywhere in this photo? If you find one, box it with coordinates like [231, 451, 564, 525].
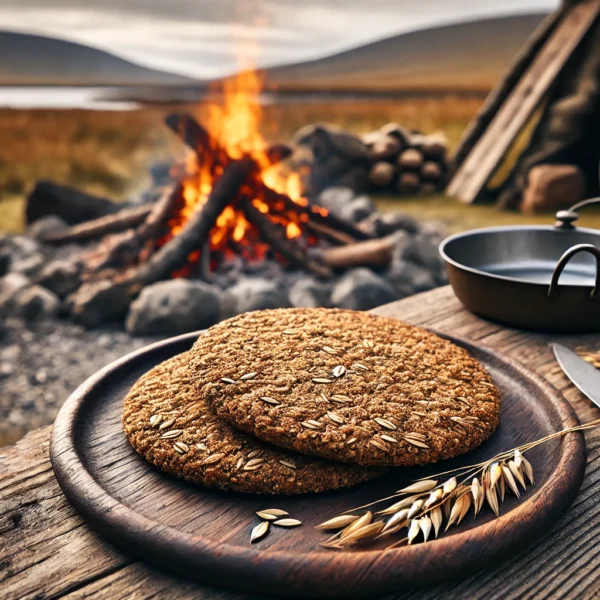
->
[190, 308, 501, 467]
[122, 352, 383, 494]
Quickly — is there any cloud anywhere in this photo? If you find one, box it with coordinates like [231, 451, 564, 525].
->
[0, 0, 558, 78]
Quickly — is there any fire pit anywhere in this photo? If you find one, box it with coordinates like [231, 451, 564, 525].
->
[0, 72, 448, 340]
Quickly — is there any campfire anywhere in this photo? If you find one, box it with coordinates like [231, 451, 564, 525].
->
[42, 70, 394, 290]
[3, 69, 447, 334]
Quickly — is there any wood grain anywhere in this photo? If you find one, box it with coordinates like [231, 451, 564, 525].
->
[47, 330, 583, 597]
[2, 286, 600, 599]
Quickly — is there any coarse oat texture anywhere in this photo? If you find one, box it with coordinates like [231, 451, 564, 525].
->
[122, 352, 383, 494]
[190, 308, 501, 467]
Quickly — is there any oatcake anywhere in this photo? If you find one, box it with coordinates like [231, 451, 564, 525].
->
[190, 308, 501, 467]
[122, 352, 382, 494]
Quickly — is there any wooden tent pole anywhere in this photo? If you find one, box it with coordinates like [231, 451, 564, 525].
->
[446, 0, 600, 204]
[452, 7, 567, 169]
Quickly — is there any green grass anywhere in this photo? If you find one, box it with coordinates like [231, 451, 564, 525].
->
[374, 194, 600, 233]
[0, 195, 25, 233]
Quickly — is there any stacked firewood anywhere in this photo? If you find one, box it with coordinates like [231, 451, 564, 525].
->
[293, 123, 450, 197]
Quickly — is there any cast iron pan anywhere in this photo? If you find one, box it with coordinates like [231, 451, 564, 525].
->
[440, 198, 600, 332]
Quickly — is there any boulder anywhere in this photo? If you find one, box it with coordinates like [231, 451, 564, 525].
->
[12, 253, 46, 278]
[228, 278, 290, 315]
[7, 235, 41, 261]
[27, 215, 68, 240]
[289, 278, 330, 308]
[402, 234, 444, 272]
[125, 279, 221, 336]
[330, 268, 396, 311]
[339, 195, 376, 223]
[365, 213, 420, 237]
[68, 280, 132, 328]
[386, 260, 437, 297]
[36, 260, 81, 299]
[13, 285, 60, 321]
[0, 272, 31, 313]
[522, 164, 585, 214]
[317, 187, 355, 215]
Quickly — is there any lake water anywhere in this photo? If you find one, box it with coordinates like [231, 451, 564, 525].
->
[0, 87, 138, 110]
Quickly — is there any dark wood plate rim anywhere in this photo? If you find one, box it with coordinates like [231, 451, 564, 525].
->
[50, 330, 586, 598]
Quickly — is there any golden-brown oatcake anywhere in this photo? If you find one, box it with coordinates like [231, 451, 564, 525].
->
[122, 352, 383, 494]
[190, 308, 501, 467]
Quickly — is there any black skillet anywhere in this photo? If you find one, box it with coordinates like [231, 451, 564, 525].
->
[439, 198, 600, 333]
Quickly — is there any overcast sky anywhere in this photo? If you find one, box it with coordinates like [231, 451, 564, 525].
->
[0, 0, 558, 78]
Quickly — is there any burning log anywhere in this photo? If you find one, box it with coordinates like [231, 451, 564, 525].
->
[317, 237, 395, 270]
[263, 187, 374, 242]
[82, 183, 184, 273]
[40, 204, 152, 244]
[303, 220, 355, 246]
[166, 112, 375, 247]
[239, 197, 332, 278]
[133, 158, 258, 286]
[26, 181, 119, 225]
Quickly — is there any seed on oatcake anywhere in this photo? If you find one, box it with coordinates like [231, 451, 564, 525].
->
[189, 308, 501, 467]
[122, 353, 383, 494]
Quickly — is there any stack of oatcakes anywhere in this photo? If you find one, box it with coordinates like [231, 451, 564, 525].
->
[123, 308, 501, 495]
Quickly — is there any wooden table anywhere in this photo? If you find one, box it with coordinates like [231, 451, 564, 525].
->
[2, 286, 600, 600]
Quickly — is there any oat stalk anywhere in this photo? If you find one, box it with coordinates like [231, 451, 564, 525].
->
[316, 418, 599, 550]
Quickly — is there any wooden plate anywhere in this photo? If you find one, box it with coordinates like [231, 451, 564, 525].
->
[50, 330, 586, 598]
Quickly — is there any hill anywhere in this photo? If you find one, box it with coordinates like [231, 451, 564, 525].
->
[263, 13, 547, 92]
[0, 31, 192, 86]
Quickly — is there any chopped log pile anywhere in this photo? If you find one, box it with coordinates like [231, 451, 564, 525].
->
[293, 122, 449, 197]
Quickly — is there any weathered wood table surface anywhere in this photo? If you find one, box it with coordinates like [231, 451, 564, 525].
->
[2, 286, 600, 599]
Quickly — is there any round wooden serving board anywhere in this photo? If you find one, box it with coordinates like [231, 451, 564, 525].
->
[50, 330, 586, 598]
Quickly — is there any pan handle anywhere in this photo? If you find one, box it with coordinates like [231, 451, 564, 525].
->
[555, 196, 600, 230]
[548, 244, 600, 299]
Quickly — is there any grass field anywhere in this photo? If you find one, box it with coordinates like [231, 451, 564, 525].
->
[0, 95, 482, 232]
[3, 95, 594, 235]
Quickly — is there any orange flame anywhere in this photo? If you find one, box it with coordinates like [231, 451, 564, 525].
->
[162, 62, 314, 274]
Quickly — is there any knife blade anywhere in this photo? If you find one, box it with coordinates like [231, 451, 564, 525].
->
[553, 343, 600, 409]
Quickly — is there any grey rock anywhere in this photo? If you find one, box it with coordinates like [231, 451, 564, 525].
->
[0, 272, 31, 312]
[12, 253, 46, 278]
[0, 362, 15, 378]
[330, 268, 396, 311]
[402, 235, 444, 272]
[317, 187, 355, 215]
[367, 212, 420, 237]
[13, 285, 60, 321]
[339, 195, 376, 223]
[125, 279, 221, 336]
[293, 124, 369, 162]
[36, 260, 81, 299]
[336, 168, 369, 194]
[27, 215, 68, 240]
[289, 278, 330, 308]
[387, 260, 437, 296]
[228, 278, 290, 315]
[68, 280, 132, 328]
[7, 236, 41, 262]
